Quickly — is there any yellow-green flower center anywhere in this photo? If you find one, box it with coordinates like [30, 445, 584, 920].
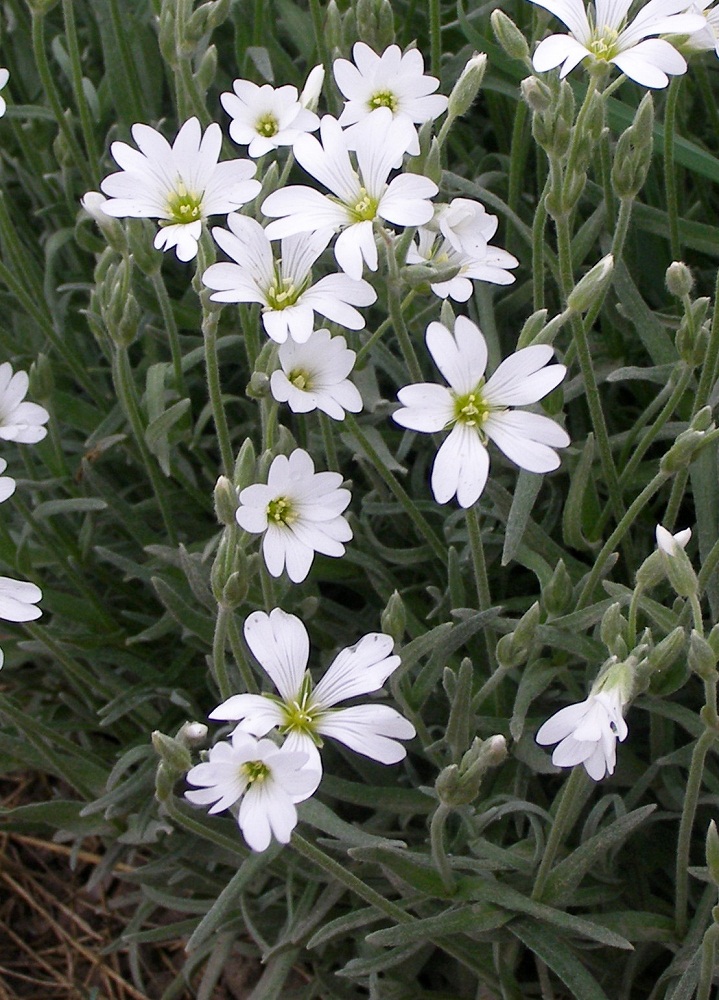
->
[453, 385, 491, 428]
[242, 759, 270, 783]
[256, 113, 280, 138]
[165, 186, 203, 225]
[588, 26, 620, 61]
[266, 277, 301, 310]
[267, 496, 294, 524]
[277, 678, 323, 744]
[349, 186, 379, 223]
[368, 90, 399, 113]
[289, 368, 311, 391]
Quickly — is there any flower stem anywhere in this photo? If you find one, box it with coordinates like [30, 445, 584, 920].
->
[151, 272, 188, 399]
[466, 505, 497, 671]
[664, 77, 683, 262]
[532, 766, 590, 901]
[429, 0, 442, 78]
[356, 291, 417, 366]
[308, 0, 337, 115]
[532, 177, 550, 311]
[344, 414, 446, 562]
[62, 0, 100, 179]
[319, 411, 340, 472]
[429, 803, 456, 893]
[697, 923, 719, 1000]
[675, 726, 717, 938]
[693, 266, 719, 416]
[383, 233, 423, 384]
[227, 615, 259, 694]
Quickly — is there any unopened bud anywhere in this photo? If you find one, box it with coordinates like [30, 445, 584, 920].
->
[195, 44, 218, 93]
[355, 0, 394, 50]
[81, 192, 127, 253]
[600, 602, 628, 658]
[666, 261, 694, 298]
[491, 10, 529, 61]
[403, 260, 461, 288]
[567, 254, 614, 313]
[517, 308, 549, 350]
[246, 371, 270, 399]
[692, 405, 713, 432]
[658, 535, 698, 598]
[380, 590, 406, 642]
[661, 426, 711, 473]
[543, 559, 573, 617]
[521, 75, 551, 113]
[688, 630, 717, 680]
[447, 53, 487, 121]
[221, 569, 248, 609]
[611, 93, 654, 199]
[126, 218, 162, 276]
[29, 353, 54, 403]
[646, 626, 686, 675]
[706, 820, 719, 887]
[177, 721, 209, 748]
[234, 437, 256, 490]
[214, 475, 238, 525]
[435, 734, 507, 806]
[300, 64, 324, 111]
[152, 730, 192, 774]
[496, 602, 540, 667]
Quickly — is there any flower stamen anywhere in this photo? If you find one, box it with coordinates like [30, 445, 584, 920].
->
[241, 759, 270, 783]
[267, 496, 294, 524]
[349, 187, 378, 222]
[453, 386, 491, 427]
[165, 185, 204, 225]
[255, 112, 280, 137]
[368, 89, 399, 112]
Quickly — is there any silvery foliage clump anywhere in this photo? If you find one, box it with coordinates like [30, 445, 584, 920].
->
[1, 0, 719, 996]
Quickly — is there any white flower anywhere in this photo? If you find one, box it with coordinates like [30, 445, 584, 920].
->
[270, 328, 363, 419]
[262, 109, 438, 279]
[393, 317, 569, 508]
[236, 448, 352, 583]
[203, 214, 375, 344]
[100, 117, 261, 261]
[0, 458, 15, 503]
[185, 729, 319, 852]
[333, 42, 448, 155]
[656, 523, 691, 555]
[0, 576, 42, 622]
[0, 69, 9, 118]
[682, 1, 719, 54]
[209, 608, 415, 777]
[529, 0, 705, 87]
[220, 79, 320, 157]
[408, 200, 518, 301]
[0, 363, 49, 444]
[536, 688, 628, 780]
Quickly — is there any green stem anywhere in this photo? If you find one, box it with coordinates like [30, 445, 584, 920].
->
[675, 726, 717, 937]
[429, 803, 456, 893]
[532, 177, 549, 311]
[466, 505, 497, 671]
[319, 411, 339, 472]
[151, 272, 187, 399]
[429, 0, 442, 78]
[308, 0, 337, 115]
[212, 605, 232, 701]
[532, 766, 590, 901]
[618, 363, 691, 489]
[31, 11, 93, 189]
[697, 535, 719, 597]
[627, 584, 642, 650]
[356, 291, 417, 366]
[202, 303, 234, 478]
[344, 414, 446, 563]
[575, 469, 670, 609]
[693, 267, 719, 415]
[507, 101, 529, 240]
[383, 234, 423, 384]
[690, 594, 704, 636]
[108, 0, 147, 121]
[227, 615, 260, 694]
[113, 347, 178, 545]
[62, 0, 100, 179]
[556, 215, 624, 526]
[663, 468, 688, 532]
[664, 76, 682, 262]
[697, 923, 719, 1000]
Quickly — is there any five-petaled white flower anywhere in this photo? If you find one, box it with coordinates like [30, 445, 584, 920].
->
[185, 729, 319, 852]
[408, 200, 519, 301]
[220, 79, 320, 157]
[262, 109, 437, 279]
[0, 576, 42, 622]
[270, 328, 363, 419]
[0, 69, 9, 118]
[209, 608, 415, 778]
[393, 317, 569, 507]
[0, 458, 15, 503]
[100, 117, 261, 261]
[203, 214, 376, 343]
[536, 685, 628, 780]
[236, 449, 352, 583]
[0, 363, 49, 444]
[333, 42, 448, 155]
[529, 0, 705, 87]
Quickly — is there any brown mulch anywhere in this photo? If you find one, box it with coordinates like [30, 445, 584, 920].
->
[0, 774, 267, 1000]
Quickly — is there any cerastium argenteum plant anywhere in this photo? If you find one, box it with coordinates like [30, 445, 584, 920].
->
[1, 0, 719, 996]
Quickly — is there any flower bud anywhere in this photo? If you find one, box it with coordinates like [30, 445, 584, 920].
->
[355, 0, 394, 51]
[645, 626, 686, 675]
[666, 261, 694, 298]
[380, 590, 406, 643]
[496, 602, 540, 667]
[440, 298, 455, 329]
[435, 734, 507, 806]
[660, 426, 712, 473]
[688, 630, 717, 680]
[567, 254, 614, 313]
[517, 308, 549, 350]
[81, 192, 127, 253]
[611, 93, 654, 200]
[214, 475, 238, 525]
[692, 406, 713, 432]
[403, 260, 461, 288]
[600, 602, 628, 658]
[521, 75, 552, 113]
[246, 371, 270, 399]
[221, 569, 248, 609]
[447, 53, 487, 121]
[126, 218, 162, 276]
[657, 530, 698, 598]
[706, 820, 719, 887]
[300, 64, 325, 111]
[177, 721, 209, 748]
[543, 559, 573, 617]
[491, 10, 529, 61]
[233, 437, 256, 490]
[29, 353, 54, 404]
[676, 301, 710, 366]
[152, 730, 192, 774]
[195, 43, 218, 93]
